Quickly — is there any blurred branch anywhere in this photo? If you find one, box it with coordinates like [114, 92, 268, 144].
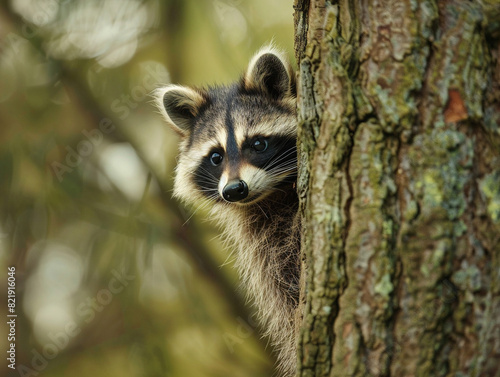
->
[162, 0, 185, 82]
[0, 2, 277, 363]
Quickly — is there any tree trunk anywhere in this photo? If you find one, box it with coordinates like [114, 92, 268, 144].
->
[294, 0, 500, 376]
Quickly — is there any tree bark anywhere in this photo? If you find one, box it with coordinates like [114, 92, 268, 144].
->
[294, 0, 500, 376]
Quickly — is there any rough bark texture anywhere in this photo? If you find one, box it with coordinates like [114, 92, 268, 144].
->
[294, 0, 500, 376]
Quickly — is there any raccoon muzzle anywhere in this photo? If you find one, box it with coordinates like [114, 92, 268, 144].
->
[222, 179, 249, 202]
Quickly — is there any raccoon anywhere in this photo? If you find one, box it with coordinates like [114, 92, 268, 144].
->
[155, 46, 301, 377]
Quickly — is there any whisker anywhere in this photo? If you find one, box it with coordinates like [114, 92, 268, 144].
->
[268, 165, 297, 176]
[182, 188, 220, 225]
[266, 149, 297, 169]
[262, 145, 297, 172]
[194, 167, 220, 184]
[247, 144, 297, 191]
[255, 202, 269, 219]
[267, 163, 297, 175]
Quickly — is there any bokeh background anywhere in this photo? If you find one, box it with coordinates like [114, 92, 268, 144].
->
[0, 1, 294, 376]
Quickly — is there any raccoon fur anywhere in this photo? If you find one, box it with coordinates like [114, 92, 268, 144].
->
[155, 46, 301, 377]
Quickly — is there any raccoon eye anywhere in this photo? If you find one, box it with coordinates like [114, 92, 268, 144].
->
[210, 152, 223, 166]
[252, 138, 268, 152]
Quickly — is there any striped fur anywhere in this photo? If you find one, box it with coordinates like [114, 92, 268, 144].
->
[156, 46, 300, 376]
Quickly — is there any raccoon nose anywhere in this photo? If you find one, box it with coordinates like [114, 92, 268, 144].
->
[222, 180, 249, 202]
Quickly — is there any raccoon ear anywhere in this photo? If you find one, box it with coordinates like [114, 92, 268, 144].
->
[155, 85, 207, 136]
[244, 46, 295, 100]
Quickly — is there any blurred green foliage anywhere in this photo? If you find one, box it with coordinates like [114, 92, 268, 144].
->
[0, 1, 294, 376]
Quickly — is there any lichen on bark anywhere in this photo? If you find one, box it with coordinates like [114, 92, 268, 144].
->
[295, 0, 500, 376]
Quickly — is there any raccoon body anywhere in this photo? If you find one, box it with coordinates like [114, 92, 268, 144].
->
[156, 46, 301, 376]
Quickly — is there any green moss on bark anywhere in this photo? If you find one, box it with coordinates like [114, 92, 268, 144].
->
[295, 0, 500, 376]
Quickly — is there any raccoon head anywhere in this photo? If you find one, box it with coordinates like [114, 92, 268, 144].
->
[156, 46, 297, 207]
